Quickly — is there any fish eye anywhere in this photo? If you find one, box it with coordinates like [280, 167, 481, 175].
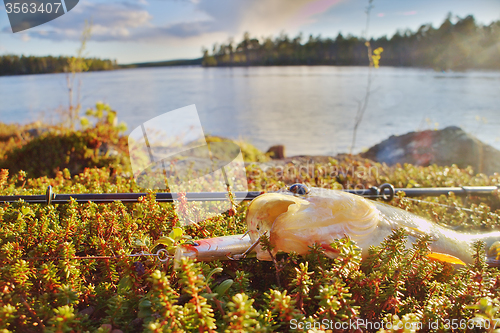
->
[288, 183, 310, 195]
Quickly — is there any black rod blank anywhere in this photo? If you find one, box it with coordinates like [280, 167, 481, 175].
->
[0, 184, 497, 204]
[0, 189, 263, 204]
[345, 186, 499, 199]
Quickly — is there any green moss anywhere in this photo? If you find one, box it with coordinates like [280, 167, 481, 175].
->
[0, 125, 129, 179]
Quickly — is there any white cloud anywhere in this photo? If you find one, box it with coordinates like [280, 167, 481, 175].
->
[26, 1, 152, 41]
[22, 0, 343, 43]
[192, 0, 342, 38]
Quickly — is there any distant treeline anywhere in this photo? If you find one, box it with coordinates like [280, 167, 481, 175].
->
[202, 15, 500, 70]
[0, 55, 117, 76]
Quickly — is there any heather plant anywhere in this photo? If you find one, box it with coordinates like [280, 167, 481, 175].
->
[0, 132, 500, 331]
[0, 116, 129, 179]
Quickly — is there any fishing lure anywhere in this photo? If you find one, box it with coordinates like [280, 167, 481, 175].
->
[176, 184, 500, 265]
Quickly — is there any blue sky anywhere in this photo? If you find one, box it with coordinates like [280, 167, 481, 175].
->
[1, 0, 499, 64]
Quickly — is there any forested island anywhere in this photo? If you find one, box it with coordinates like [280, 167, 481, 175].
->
[1, 14, 499, 76]
[0, 55, 117, 76]
[202, 15, 500, 70]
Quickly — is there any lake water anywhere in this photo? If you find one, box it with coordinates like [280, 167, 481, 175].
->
[1, 66, 499, 156]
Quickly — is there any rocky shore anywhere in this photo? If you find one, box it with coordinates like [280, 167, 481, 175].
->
[1, 122, 498, 177]
[265, 126, 500, 176]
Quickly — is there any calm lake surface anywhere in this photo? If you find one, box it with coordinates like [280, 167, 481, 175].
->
[1, 66, 499, 156]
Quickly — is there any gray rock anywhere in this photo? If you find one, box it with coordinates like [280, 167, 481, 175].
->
[98, 142, 120, 157]
[266, 145, 286, 159]
[78, 306, 94, 316]
[26, 127, 48, 138]
[361, 126, 500, 175]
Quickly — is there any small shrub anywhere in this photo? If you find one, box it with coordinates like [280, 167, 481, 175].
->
[0, 123, 499, 331]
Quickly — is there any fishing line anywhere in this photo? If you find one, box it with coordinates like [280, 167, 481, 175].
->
[401, 197, 474, 212]
[401, 197, 500, 219]
[3, 249, 173, 263]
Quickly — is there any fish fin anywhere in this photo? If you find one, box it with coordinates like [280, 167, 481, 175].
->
[427, 252, 466, 265]
[486, 241, 500, 266]
[488, 241, 500, 260]
[406, 226, 428, 238]
[320, 243, 340, 259]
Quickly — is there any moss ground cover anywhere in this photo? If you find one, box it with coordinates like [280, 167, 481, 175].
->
[0, 123, 500, 332]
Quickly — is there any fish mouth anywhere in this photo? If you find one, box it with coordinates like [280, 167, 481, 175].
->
[246, 193, 307, 237]
[246, 193, 308, 260]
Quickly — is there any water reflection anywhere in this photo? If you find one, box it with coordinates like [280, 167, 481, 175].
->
[0, 66, 498, 156]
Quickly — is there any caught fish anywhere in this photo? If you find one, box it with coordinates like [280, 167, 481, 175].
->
[176, 185, 500, 265]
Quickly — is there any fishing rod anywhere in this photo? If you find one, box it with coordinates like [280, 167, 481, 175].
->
[0, 183, 498, 205]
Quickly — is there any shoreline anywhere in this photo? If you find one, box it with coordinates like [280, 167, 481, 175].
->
[4, 64, 500, 78]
